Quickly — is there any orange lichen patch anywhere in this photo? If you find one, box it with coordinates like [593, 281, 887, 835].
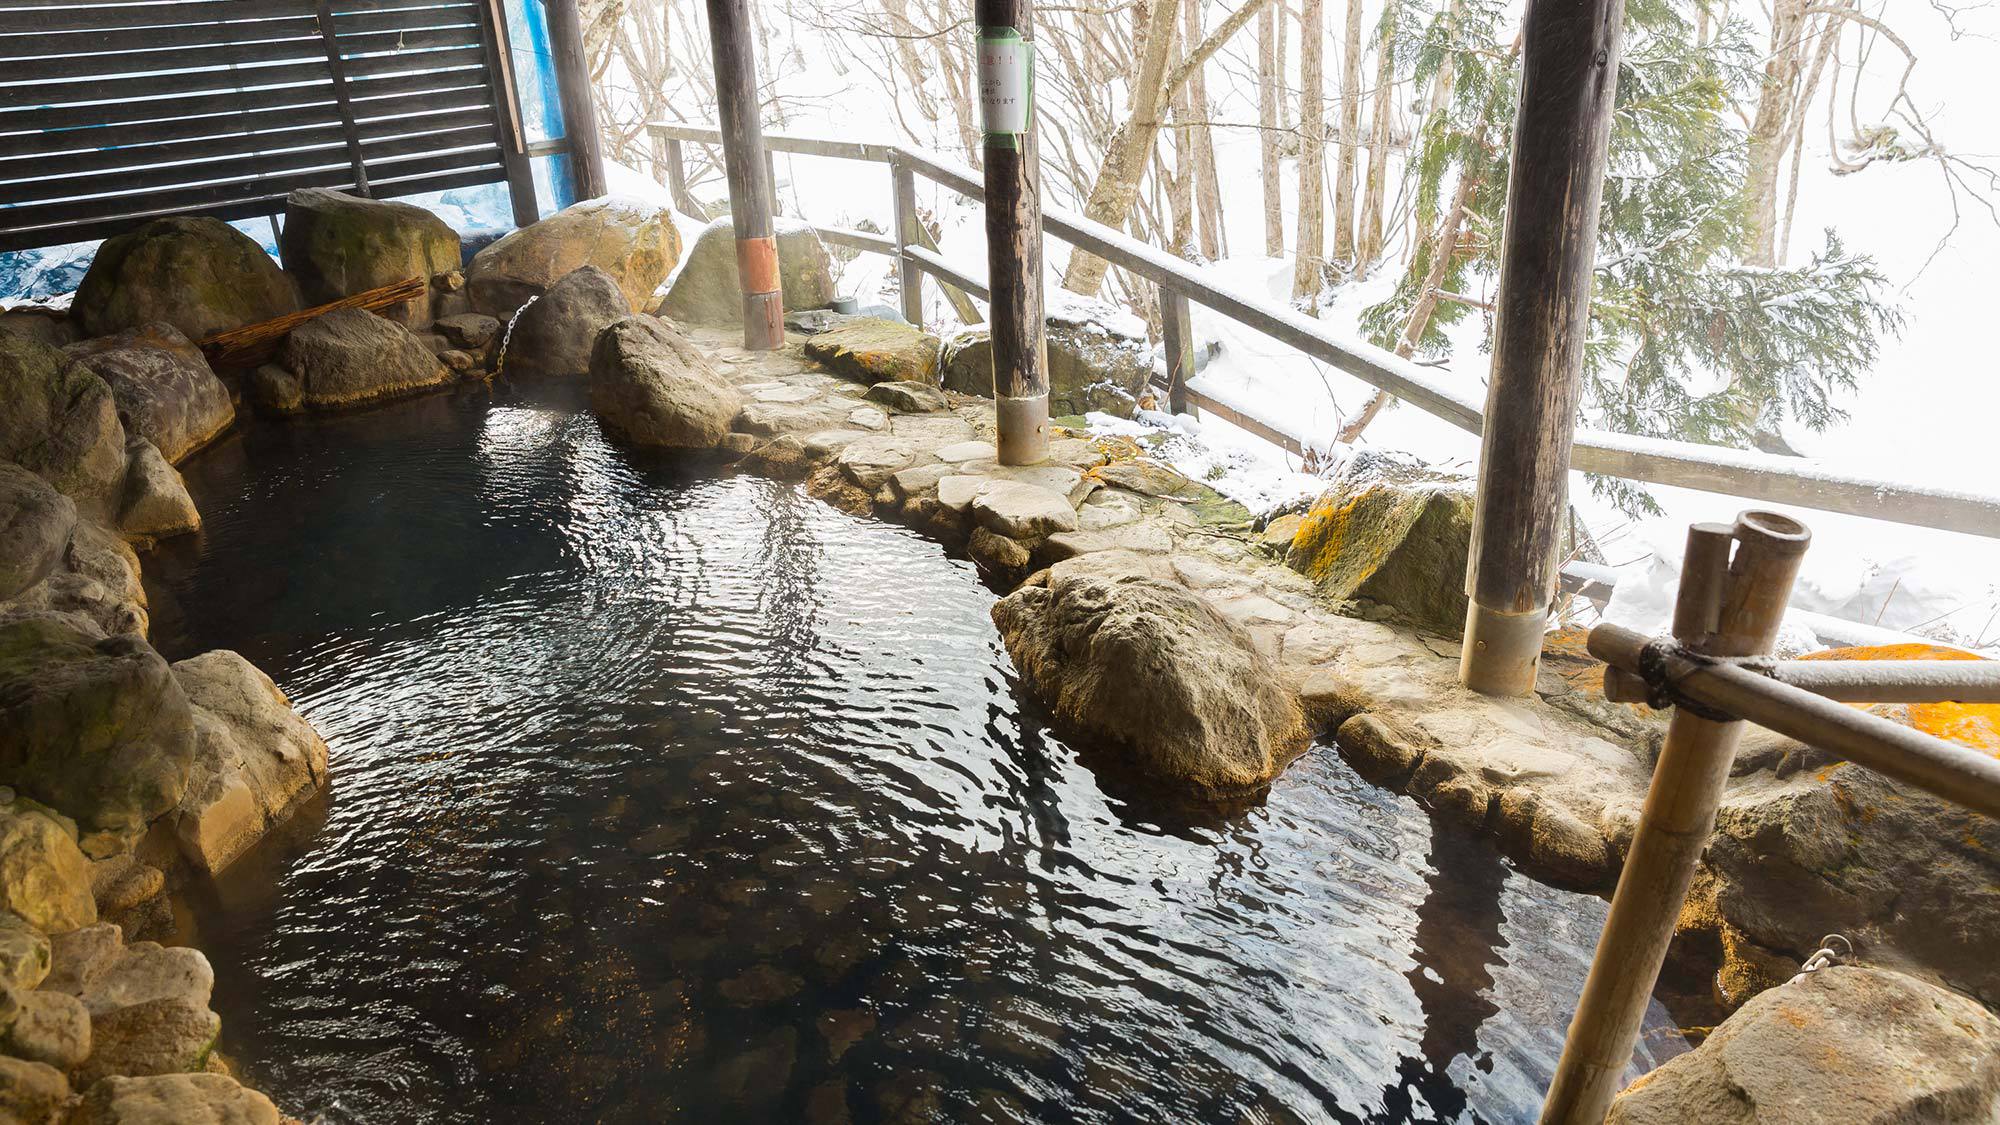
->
[1799, 643, 2000, 755]
[1540, 626, 1608, 694]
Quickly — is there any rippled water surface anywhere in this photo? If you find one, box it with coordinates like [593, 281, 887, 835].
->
[143, 381, 1683, 1124]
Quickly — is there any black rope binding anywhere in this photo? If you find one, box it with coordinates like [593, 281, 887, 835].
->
[1635, 640, 1740, 723]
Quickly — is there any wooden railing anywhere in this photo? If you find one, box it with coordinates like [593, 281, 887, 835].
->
[646, 121, 2000, 542]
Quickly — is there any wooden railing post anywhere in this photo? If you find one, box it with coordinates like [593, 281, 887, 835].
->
[663, 138, 705, 219]
[546, 0, 607, 201]
[703, 0, 782, 349]
[1540, 511, 1811, 1123]
[977, 0, 1051, 465]
[891, 158, 925, 328]
[476, 0, 537, 229]
[1161, 287, 1194, 416]
[1459, 0, 1626, 696]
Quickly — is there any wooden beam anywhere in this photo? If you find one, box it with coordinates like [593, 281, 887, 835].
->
[1459, 0, 1627, 697]
[544, 0, 606, 200]
[1161, 287, 1194, 415]
[976, 0, 1050, 465]
[475, 0, 536, 229]
[704, 0, 781, 349]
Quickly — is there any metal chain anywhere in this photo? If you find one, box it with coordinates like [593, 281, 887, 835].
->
[1786, 933, 1853, 985]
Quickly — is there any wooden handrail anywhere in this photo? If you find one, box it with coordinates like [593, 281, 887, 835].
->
[645, 120, 2000, 540]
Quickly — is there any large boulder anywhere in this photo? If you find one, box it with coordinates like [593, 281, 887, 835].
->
[0, 334, 127, 520]
[1284, 450, 1474, 634]
[0, 804, 95, 933]
[72, 217, 298, 341]
[588, 316, 743, 449]
[0, 308, 76, 350]
[69, 1073, 279, 1125]
[0, 466, 76, 603]
[0, 1055, 68, 1124]
[279, 188, 462, 326]
[940, 304, 1153, 417]
[0, 613, 194, 834]
[803, 319, 939, 385]
[66, 324, 234, 465]
[655, 218, 836, 324]
[1696, 646, 2000, 1010]
[500, 265, 631, 379]
[467, 196, 681, 318]
[2, 521, 149, 639]
[991, 551, 1310, 799]
[278, 307, 452, 410]
[170, 651, 330, 875]
[1607, 966, 2000, 1123]
[48, 932, 222, 1086]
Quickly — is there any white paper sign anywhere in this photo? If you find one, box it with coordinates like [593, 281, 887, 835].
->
[977, 33, 1031, 136]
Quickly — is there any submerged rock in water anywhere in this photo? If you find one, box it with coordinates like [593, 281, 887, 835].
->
[467, 196, 682, 318]
[115, 440, 200, 545]
[65, 324, 233, 466]
[0, 466, 76, 603]
[280, 188, 462, 327]
[0, 334, 128, 522]
[1607, 965, 2000, 1124]
[0, 613, 194, 835]
[0, 805, 96, 934]
[72, 217, 299, 341]
[656, 218, 835, 324]
[68, 1073, 280, 1125]
[803, 319, 939, 385]
[991, 551, 1309, 799]
[169, 650, 331, 875]
[589, 316, 744, 449]
[1285, 450, 1474, 635]
[502, 266, 631, 380]
[940, 303, 1152, 417]
[279, 307, 452, 409]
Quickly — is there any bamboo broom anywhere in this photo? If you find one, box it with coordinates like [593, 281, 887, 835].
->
[197, 276, 427, 371]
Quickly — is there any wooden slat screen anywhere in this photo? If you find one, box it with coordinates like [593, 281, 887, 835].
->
[0, 0, 516, 251]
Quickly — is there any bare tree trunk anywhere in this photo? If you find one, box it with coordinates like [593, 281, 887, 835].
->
[1185, 0, 1226, 259]
[1276, 0, 1291, 132]
[882, 0, 941, 123]
[1356, 4, 1394, 268]
[1744, 0, 1807, 266]
[1258, 0, 1284, 255]
[1291, 0, 1325, 306]
[1331, 0, 1363, 267]
[934, 0, 982, 164]
[1169, 9, 1197, 257]
[1061, 0, 1274, 295]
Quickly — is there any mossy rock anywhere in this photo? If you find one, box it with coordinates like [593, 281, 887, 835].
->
[940, 304, 1153, 417]
[280, 188, 462, 326]
[803, 318, 939, 385]
[0, 612, 196, 835]
[73, 217, 299, 340]
[0, 333, 127, 520]
[1284, 450, 1473, 633]
[656, 218, 836, 324]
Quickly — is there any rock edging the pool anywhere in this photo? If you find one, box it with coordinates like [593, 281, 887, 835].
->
[583, 317, 2000, 1065]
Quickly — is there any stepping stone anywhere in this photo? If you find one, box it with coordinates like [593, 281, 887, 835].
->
[864, 381, 949, 413]
[889, 463, 955, 502]
[971, 481, 1079, 538]
[837, 436, 918, 489]
[1078, 491, 1143, 530]
[1044, 521, 1173, 560]
[754, 384, 820, 404]
[888, 413, 977, 447]
[1094, 458, 1194, 497]
[736, 401, 846, 437]
[935, 440, 995, 464]
[847, 406, 889, 431]
[936, 474, 997, 513]
[802, 429, 869, 458]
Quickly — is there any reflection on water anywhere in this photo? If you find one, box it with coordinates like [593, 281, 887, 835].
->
[143, 381, 1682, 1124]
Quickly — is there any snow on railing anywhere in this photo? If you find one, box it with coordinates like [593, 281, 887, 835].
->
[647, 121, 2000, 542]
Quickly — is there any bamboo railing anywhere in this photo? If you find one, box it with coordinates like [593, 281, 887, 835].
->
[646, 120, 2000, 542]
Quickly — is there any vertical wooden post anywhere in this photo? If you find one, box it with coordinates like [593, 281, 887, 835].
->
[312, 0, 370, 197]
[766, 150, 783, 216]
[892, 158, 925, 328]
[977, 0, 1050, 465]
[477, 0, 538, 228]
[1539, 511, 1810, 1124]
[704, 0, 783, 349]
[1161, 287, 1194, 415]
[1459, 0, 1626, 695]
[663, 138, 705, 218]
[546, 0, 607, 201]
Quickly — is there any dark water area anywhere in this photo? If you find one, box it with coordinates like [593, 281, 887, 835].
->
[141, 380, 1684, 1124]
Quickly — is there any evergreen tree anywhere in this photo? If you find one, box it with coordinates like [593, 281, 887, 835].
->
[1359, 0, 1903, 514]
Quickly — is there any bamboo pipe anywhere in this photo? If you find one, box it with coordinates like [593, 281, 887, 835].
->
[1598, 633, 2000, 705]
[1540, 511, 1811, 1124]
[1588, 623, 2000, 819]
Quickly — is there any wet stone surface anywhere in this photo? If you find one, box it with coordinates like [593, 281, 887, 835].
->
[142, 380, 1683, 1123]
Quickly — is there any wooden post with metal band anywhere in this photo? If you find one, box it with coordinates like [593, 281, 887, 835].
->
[703, 0, 783, 350]
[1459, 0, 1626, 695]
[976, 0, 1051, 465]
